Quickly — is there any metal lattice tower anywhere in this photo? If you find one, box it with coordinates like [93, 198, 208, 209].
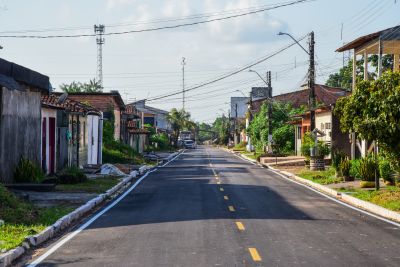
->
[94, 24, 105, 87]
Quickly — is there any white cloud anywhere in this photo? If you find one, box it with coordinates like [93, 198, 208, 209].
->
[106, 0, 135, 10]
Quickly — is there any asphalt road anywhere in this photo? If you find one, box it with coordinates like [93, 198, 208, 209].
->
[30, 146, 400, 267]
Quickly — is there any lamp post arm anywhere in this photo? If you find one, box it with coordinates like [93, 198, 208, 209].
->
[279, 32, 309, 55]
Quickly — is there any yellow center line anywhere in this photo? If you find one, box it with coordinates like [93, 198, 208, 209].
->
[219, 187, 224, 192]
[248, 248, 262, 262]
[235, 221, 245, 231]
[223, 195, 229, 200]
[228, 206, 235, 212]
[217, 181, 221, 185]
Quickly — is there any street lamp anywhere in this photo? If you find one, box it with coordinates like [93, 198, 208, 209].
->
[278, 31, 315, 132]
[248, 69, 268, 86]
[277, 32, 309, 55]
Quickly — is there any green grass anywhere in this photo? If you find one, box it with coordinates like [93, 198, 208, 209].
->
[337, 186, 400, 212]
[239, 151, 264, 161]
[0, 185, 73, 251]
[297, 167, 343, 185]
[56, 176, 121, 194]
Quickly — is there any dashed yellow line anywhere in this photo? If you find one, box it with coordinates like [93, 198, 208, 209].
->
[235, 221, 245, 231]
[219, 187, 224, 192]
[248, 248, 262, 262]
[217, 181, 221, 185]
[228, 206, 235, 212]
[223, 195, 229, 200]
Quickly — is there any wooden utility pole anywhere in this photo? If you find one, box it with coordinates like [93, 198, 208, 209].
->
[308, 31, 316, 131]
[267, 71, 273, 153]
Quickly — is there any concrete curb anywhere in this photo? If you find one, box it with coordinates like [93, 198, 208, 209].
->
[225, 148, 400, 225]
[0, 165, 149, 267]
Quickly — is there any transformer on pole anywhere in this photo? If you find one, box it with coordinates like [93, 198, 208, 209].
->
[94, 24, 105, 88]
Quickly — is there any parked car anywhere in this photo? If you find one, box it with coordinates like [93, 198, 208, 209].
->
[184, 140, 196, 149]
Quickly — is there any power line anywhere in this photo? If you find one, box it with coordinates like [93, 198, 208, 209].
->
[146, 34, 308, 102]
[0, 0, 313, 39]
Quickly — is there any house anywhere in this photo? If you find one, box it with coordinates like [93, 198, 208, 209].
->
[133, 100, 171, 132]
[123, 104, 148, 153]
[41, 94, 103, 172]
[66, 91, 125, 141]
[0, 58, 50, 183]
[336, 25, 400, 159]
[249, 84, 350, 156]
[230, 97, 248, 145]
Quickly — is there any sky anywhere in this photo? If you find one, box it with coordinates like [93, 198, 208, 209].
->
[0, 0, 399, 123]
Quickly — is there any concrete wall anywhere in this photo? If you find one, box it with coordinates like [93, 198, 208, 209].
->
[0, 87, 42, 183]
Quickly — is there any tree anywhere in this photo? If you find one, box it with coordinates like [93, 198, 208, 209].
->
[60, 79, 102, 93]
[212, 116, 230, 145]
[334, 71, 400, 171]
[167, 108, 192, 147]
[247, 102, 305, 154]
[326, 55, 394, 90]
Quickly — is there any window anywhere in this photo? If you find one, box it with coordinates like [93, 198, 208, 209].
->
[321, 123, 324, 130]
[325, 123, 331, 130]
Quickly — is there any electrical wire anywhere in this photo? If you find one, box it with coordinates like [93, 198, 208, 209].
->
[0, 0, 313, 39]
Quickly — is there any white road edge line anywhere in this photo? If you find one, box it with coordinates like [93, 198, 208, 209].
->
[27, 151, 183, 267]
[232, 153, 400, 228]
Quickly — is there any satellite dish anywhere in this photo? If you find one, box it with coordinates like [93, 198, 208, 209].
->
[58, 93, 68, 104]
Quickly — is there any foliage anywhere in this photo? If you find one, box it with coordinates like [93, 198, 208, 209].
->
[358, 155, 378, 182]
[325, 55, 393, 90]
[14, 157, 45, 183]
[349, 159, 361, 179]
[0, 184, 72, 251]
[212, 116, 230, 145]
[60, 79, 102, 93]
[247, 102, 304, 153]
[148, 131, 170, 151]
[197, 122, 214, 143]
[340, 158, 351, 177]
[233, 141, 247, 151]
[57, 166, 87, 184]
[297, 167, 342, 185]
[379, 157, 394, 184]
[167, 108, 193, 147]
[332, 149, 346, 170]
[300, 132, 330, 159]
[335, 71, 400, 171]
[338, 186, 400, 211]
[102, 140, 144, 164]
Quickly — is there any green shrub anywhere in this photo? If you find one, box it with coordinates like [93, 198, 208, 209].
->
[379, 158, 393, 184]
[14, 157, 45, 183]
[332, 150, 346, 170]
[300, 132, 330, 159]
[233, 141, 247, 150]
[358, 155, 378, 182]
[57, 166, 87, 184]
[350, 159, 361, 179]
[340, 158, 351, 177]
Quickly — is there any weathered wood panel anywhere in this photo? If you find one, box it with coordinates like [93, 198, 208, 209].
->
[0, 87, 42, 183]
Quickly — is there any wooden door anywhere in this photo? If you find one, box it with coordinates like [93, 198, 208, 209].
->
[49, 117, 56, 173]
[42, 117, 47, 171]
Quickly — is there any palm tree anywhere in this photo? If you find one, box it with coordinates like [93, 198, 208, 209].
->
[167, 108, 192, 147]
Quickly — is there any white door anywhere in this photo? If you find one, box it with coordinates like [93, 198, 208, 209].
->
[87, 115, 99, 164]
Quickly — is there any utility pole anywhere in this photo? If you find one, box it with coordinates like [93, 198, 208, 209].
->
[308, 31, 316, 131]
[235, 102, 238, 145]
[267, 71, 273, 153]
[94, 24, 105, 88]
[181, 57, 186, 110]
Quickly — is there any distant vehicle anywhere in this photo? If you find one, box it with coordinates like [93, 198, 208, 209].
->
[184, 140, 196, 149]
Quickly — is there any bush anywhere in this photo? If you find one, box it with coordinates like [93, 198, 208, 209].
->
[379, 158, 394, 184]
[350, 159, 361, 179]
[332, 150, 346, 170]
[358, 155, 378, 182]
[149, 133, 170, 151]
[14, 157, 45, 183]
[233, 141, 247, 151]
[340, 158, 351, 178]
[57, 166, 87, 184]
[300, 132, 330, 159]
